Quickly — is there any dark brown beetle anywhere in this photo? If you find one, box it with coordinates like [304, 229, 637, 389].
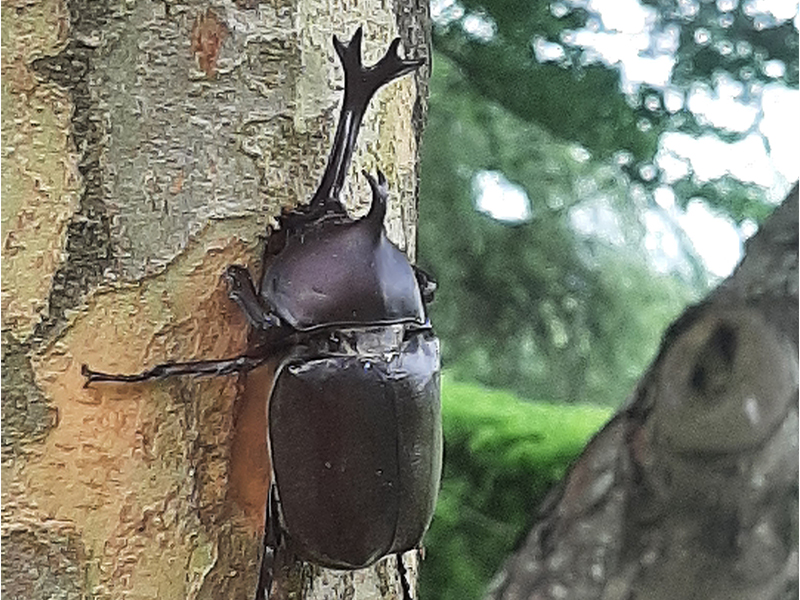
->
[83, 28, 442, 600]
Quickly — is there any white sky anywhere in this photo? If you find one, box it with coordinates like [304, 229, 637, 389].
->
[473, 0, 799, 280]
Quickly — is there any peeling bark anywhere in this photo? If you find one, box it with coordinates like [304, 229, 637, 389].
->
[486, 185, 799, 600]
[1, 1, 430, 599]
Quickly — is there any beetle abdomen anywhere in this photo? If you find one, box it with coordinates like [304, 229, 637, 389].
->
[268, 328, 442, 569]
[260, 218, 426, 331]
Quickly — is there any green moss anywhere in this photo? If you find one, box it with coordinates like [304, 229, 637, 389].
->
[420, 374, 611, 600]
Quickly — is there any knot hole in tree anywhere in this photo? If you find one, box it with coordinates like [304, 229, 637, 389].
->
[689, 323, 738, 402]
[655, 308, 796, 455]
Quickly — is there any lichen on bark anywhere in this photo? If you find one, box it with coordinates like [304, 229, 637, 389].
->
[1, 332, 58, 456]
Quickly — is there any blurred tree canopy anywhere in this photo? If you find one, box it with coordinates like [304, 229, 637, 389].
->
[417, 0, 798, 405]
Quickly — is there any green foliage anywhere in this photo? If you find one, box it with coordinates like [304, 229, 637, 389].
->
[414, 3, 796, 598]
[418, 0, 798, 404]
[644, 0, 799, 89]
[671, 176, 778, 224]
[434, 6, 662, 162]
[419, 54, 695, 405]
[431, 0, 797, 199]
[420, 375, 612, 600]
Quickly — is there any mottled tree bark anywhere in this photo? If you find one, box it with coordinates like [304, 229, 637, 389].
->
[1, 1, 430, 599]
[487, 185, 799, 600]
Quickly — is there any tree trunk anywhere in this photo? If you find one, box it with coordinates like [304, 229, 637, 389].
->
[1, 1, 430, 599]
[486, 185, 799, 600]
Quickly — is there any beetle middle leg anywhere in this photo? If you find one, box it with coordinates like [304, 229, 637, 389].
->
[256, 483, 283, 600]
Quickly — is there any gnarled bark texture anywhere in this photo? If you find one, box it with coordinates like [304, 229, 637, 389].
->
[1, 1, 430, 599]
[486, 184, 799, 600]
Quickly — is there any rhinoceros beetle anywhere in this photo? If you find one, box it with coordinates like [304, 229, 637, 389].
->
[82, 28, 442, 600]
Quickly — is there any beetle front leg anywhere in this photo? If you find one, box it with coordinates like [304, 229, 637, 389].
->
[225, 265, 281, 330]
[81, 354, 270, 386]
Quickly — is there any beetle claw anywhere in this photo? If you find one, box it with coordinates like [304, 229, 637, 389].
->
[414, 267, 437, 305]
[81, 364, 96, 388]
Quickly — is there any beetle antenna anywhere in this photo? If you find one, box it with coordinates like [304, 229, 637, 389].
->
[309, 28, 423, 214]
